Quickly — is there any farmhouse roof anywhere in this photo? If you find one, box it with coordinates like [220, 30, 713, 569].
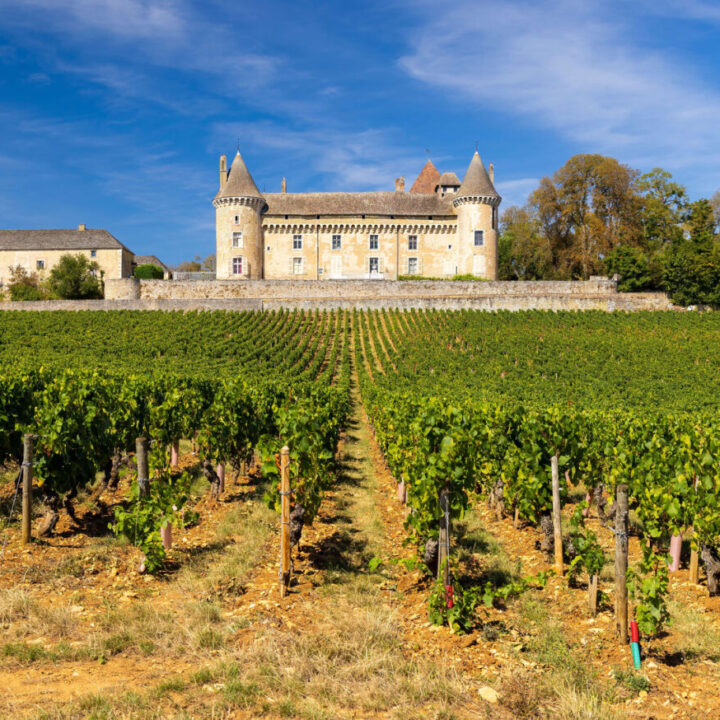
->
[0, 228, 132, 253]
[409, 160, 442, 194]
[263, 192, 454, 217]
[133, 254, 169, 271]
[437, 171, 461, 187]
[456, 152, 500, 199]
[215, 151, 263, 200]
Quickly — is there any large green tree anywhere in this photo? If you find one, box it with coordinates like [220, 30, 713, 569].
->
[498, 205, 552, 280]
[48, 254, 103, 299]
[636, 168, 687, 248]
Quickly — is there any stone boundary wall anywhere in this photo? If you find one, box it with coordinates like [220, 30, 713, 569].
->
[0, 292, 674, 312]
[106, 276, 621, 301]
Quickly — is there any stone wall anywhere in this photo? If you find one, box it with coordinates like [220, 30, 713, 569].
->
[1, 287, 675, 313]
[106, 276, 623, 301]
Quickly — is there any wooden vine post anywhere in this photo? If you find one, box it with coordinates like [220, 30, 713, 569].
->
[279, 446, 291, 598]
[615, 484, 629, 643]
[551, 454, 563, 576]
[136, 437, 149, 498]
[21, 434, 36, 545]
[438, 486, 450, 585]
[689, 528, 699, 584]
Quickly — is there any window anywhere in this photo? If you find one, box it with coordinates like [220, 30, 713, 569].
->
[332, 234, 342, 250]
[293, 234, 302, 250]
[369, 257, 379, 275]
[232, 231, 243, 248]
[36, 259, 45, 270]
[90, 250, 97, 258]
[293, 257, 303, 275]
[474, 230, 484, 247]
[408, 257, 418, 275]
[232, 257, 243, 275]
[369, 234, 379, 250]
[234, 215, 240, 224]
[408, 235, 417, 250]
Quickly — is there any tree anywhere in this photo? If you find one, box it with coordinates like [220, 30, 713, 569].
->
[498, 206, 552, 280]
[202, 254, 216, 272]
[636, 169, 687, 248]
[604, 246, 651, 292]
[7, 265, 47, 301]
[48, 254, 103, 299]
[530, 154, 642, 279]
[685, 199, 717, 246]
[711, 190, 720, 230]
[663, 242, 720, 307]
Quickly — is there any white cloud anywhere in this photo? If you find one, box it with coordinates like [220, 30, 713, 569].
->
[400, 0, 720, 176]
[213, 122, 434, 192]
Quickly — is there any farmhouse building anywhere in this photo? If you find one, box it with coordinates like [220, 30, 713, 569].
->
[214, 151, 501, 281]
[0, 226, 134, 287]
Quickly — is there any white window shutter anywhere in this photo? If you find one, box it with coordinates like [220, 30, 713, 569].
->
[288, 257, 294, 275]
[418, 257, 423, 274]
[378, 256, 384, 273]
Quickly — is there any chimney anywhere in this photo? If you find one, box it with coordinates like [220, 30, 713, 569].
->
[395, 176, 405, 193]
[281, 177, 287, 193]
[489, 162, 494, 184]
[219, 154, 227, 191]
[78, 224, 86, 231]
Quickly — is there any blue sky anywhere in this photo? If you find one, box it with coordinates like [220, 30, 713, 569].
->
[0, 0, 719, 265]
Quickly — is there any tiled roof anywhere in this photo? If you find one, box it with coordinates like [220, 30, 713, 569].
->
[456, 152, 500, 199]
[215, 152, 263, 200]
[133, 255, 169, 271]
[263, 192, 454, 217]
[438, 172, 461, 187]
[409, 160, 442, 194]
[0, 228, 131, 252]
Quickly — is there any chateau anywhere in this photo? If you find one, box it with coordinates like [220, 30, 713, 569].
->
[214, 151, 501, 281]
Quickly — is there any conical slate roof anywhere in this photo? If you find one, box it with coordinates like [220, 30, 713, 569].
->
[409, 160, 442, 194]
[215, 151, 263, 200]
[456, 152, 499, 199]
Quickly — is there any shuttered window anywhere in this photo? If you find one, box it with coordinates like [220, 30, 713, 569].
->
[232, 257, 243, 275]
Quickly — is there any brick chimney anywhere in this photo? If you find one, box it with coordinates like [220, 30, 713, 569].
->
[395, 176, 405, 192]
[281, 177, 287, 193]
[78, 224, 86, 231]
[219, 154, 227, 190]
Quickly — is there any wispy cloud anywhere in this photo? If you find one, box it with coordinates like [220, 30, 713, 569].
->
[213, 122, 433, 192]
[400, 0, 720, 175]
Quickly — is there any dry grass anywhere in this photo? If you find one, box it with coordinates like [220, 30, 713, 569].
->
[668, 599, 720, 662]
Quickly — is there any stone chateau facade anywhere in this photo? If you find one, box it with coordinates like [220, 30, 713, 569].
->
[214, 151, 501, 280]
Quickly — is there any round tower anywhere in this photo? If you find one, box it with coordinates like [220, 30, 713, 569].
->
[452, 152, 501, 280]
[213, 151, 265, 280]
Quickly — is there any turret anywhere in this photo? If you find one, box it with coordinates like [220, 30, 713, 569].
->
[213, 151, 266, 280]
[452, 152, 501, 280]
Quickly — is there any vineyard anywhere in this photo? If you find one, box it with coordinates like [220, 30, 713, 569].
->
[1, 309, 720, 719]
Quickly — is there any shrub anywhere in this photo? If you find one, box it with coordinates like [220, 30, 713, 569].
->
[6, 265, 48, 302]
[48, 254, 103, 300]
[604, 246, 651, 292]
[134, 264, 164, 280]
[663, 243, 720, 307]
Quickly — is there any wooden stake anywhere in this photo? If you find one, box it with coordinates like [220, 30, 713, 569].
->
[216, 463, 225, 495]
[514, 505, 520, 529]
[279, 446, 291, 598]
[136, 437, 149, 498]
[588, 574, 599, 615]
[689, 527, 699, 583]
[615, 484, 629, 643]
[21, 434, 35, 546]
[171, 441, 179, 468]
[438, 487, 450, 584]
[551, 454, 563, 576]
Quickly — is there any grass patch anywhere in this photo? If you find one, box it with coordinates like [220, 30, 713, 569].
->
[668, 600, 720, 662]
[612, 668, 650, 694]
